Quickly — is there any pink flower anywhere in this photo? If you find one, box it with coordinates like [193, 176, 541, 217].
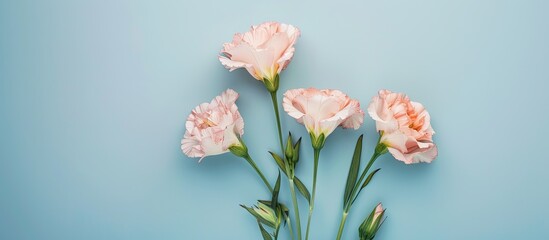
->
[367, 90, 438, 164]
[219, 22, 300, 86]
[181, 89, 244, 161]
[283, 88, 364, 140]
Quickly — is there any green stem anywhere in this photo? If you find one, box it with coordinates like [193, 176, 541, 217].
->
[269, 91, 284, 154]
[335, 211, 349, 240]
[243, 155, 273, 192]
[286, 215, 295, 240]
[305, 148, 321, 240]
[289, 178, 302, 240]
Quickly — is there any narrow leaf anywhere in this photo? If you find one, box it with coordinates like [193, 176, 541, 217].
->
[294, 177, 311, 203]
[257, 221, 273, 240]
[269, 151, 288, 176]
[343, 135, 363, 206]
[360, 168, 381, 191]
[293, 137, 302, 163]
[352, 168, 381, 205]
[271, 172, 281, 209]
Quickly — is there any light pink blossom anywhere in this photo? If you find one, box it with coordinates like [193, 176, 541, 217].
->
[367, 90, 438, 164]
[219, 22, 300, 82]
[181, 89, 244, 161]
[283, 88, 364, 138]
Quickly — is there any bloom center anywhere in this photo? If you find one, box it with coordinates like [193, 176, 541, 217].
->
[196, 112, 218, 128]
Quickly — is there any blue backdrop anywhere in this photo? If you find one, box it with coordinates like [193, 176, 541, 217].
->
[1, 0, 548, 239]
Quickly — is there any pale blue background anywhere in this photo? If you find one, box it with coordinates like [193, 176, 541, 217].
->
[1, 0, 548, 239]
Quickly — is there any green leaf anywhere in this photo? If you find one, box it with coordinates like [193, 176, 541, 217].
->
[360, 168, 381, 191]
[352, 168, 381, 205]
[292, 137, 302, 164]
[257, 221, 273, 240]
[344, 135, 363, 206]
[269, 151, 287, 176]
[293, 177, 311, 203]
[271, 172, 281, 209]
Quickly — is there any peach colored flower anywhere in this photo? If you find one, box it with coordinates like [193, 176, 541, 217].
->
[181, 89, 244, 161]
[219, 22, 300, 84]
[367, 90, 438, 164]
[283, 88, 364, 139]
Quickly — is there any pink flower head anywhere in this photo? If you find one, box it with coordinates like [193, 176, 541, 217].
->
[283, 88, 364, 139]
[219, 22, 300, 84]
[367, 90, 438, 164]
[181, 89, 244, 162]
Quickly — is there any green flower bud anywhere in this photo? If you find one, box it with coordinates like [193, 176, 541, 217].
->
[241, 201, 287, 230]
[285, 133, 294, 162]
[292, 137, 302, 164]
[254, 202, 278, 228]
[359, 203, 385, 240]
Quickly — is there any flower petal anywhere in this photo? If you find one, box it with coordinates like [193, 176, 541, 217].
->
[181, 89, 245, 161]
[283, 87, 363, 138]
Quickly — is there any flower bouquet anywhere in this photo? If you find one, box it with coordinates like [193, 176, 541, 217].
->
[181, 21, 437, 240]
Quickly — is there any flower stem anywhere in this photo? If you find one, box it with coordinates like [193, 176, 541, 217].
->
[335, 211, 348, 240]
[305, 148, 321, 240]
[243, 154, 273, 192]
[286, 215, 295, 240]
[269, 91, 285, 154]
[289, 178, 302, 240]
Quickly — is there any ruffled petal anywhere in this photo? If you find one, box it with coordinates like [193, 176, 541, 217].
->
[283, 88, 306, 121]
[381, 131, 409, 153]
[367, 94, 398, 133]
[388, 142, 437, 164]
[283, 88, 363, 137]
[219, 21, 300, 80]
[340, 100, 364, 129]
[181, 89, 244, 161]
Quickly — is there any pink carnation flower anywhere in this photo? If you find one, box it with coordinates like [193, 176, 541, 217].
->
[283, 88, 364, 139]
[181, 89, 244, 161]
[367, 90, 438, 164]
[219, 22, 300, 83]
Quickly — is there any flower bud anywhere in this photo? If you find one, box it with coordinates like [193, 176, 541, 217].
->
[285, 133, 294, 162]
[359, 203, 385, 240]
[291, 137, 301, 164]
[241, 201, 283, 229]
[255, 202, 278, 228]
